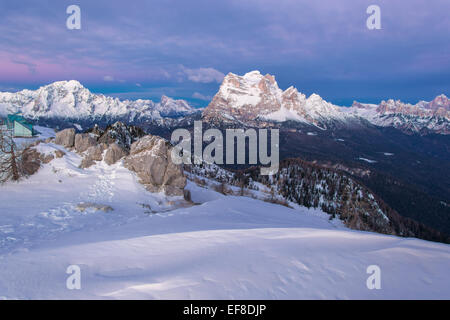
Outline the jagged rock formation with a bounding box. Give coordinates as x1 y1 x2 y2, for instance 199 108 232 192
124 135 187 196
52 122 142 168
104 143 128 165
52 122 186 196
54 128 75 148
349 95 450 134
74 133 97 153
96 121 146 149
80 144 107 169
202 71 354 127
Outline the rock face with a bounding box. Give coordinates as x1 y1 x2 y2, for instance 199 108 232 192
51 125 187 196
104 143 128 165
124 135 186 196
74 133 97 153
202 71 346 126
55 128 75 148
80 144 107 169
53 124 134 168
97 121 145 149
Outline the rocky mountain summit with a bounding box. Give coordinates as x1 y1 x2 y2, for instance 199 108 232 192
202 71 348 127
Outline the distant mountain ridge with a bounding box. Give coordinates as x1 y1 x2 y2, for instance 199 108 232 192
0 80 197 123
0 75 448 134
203 71 449 134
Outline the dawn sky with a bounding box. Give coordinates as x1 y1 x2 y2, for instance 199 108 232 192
0 0 449 106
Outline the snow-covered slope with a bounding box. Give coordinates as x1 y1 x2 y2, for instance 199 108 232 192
202 71 449 134
0 130 449 299
0 81 197 122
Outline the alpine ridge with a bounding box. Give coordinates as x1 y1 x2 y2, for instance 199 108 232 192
202 71 449 134
0 80 197 124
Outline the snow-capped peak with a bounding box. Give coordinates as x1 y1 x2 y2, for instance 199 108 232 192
204 71 345 125
0 80 197 121
203 71 449 134
46 80 84 89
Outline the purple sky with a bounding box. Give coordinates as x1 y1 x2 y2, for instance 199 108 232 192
0 0 449 106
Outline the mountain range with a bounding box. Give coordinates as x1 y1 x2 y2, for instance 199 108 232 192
0 72 449 134
0 80 197 126
203 71 449 135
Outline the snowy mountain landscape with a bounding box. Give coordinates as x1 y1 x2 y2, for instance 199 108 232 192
203 71 450 134
1 0 449 304
1 73 448 135
0 127 449 299
0 73 449 301
0 80 197 129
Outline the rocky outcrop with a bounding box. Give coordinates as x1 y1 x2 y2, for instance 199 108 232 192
124 135 186 196
51 125 187 196
97 122 146 149
55 128 75 148
74 133 97 153
76 202 113 213
104 143 128 165
80 144 107 169
53 124 135 168
88 124 104 137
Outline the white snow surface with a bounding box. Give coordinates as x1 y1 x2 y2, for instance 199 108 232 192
0 137 449 299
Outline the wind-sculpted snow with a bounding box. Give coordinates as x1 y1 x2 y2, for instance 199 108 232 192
0 195 449 299
0 135 449 299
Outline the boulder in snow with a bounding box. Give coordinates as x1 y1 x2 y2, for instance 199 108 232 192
74 133 97 153
104 143 128 165
124 135 186 196
54 150 65 158
79 143 107 168
55 128 76 148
